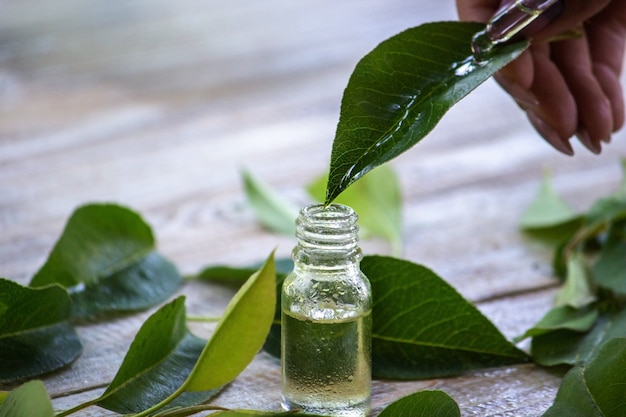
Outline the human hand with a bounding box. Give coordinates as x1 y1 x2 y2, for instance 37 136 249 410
457 0 626 155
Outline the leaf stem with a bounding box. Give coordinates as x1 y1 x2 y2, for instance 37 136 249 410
151 404 229 417
563 224 603 260
55 397 100 417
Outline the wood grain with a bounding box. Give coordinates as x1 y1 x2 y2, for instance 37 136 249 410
1 0 625 416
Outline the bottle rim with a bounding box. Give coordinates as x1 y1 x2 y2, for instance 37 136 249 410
299 203 357 224
295 203 359 253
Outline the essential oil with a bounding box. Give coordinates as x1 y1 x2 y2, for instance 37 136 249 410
281 203 372 417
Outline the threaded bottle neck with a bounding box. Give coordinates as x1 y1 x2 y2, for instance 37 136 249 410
294 203 361 263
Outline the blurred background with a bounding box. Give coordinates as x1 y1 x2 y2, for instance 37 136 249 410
0 0 455 278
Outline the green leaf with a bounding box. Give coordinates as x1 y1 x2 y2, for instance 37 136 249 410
362 256 527 379
197 258 293 287
378 390 460 417
0 279 81 383
71 252 182 319
31 203 154 288
554 252 596 309
584 197 626 231
242 169 300 236
592 226 626 295
197 265 261 286
95 296 213 414
520 173 583 246
542 368 603 417
308 165 403 255
531 308 626 366
195 258 290 359
324 21 527 204
583 338 626 417
184 251 276 391
520 173 580 230
542 338 626 417
116 253 277 417
557 197 626 271
0 381 54 417
514 305 599 342
30 203 182 320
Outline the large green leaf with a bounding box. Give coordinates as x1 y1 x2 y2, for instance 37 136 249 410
324 22 527 204
0 381 54 417
362 256 528 379
95 296 213 414
308 164 403 255
0 279 81 383
30 203 182 320
531 308 626 366
113 253 277 417
184 251 276 391
542 338 626 417
378 390 460 417
263 255 527 377
31 203 154 288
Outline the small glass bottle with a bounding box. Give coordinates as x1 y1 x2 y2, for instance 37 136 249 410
281 203 372 417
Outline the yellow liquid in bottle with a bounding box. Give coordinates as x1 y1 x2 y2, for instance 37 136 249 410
281 309 372 417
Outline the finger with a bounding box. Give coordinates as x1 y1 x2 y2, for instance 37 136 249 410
551 36 612 152
586 1 626 132
527 45 578 154
594 65 626 133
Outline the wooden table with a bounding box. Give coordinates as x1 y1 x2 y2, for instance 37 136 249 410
1 1 625 415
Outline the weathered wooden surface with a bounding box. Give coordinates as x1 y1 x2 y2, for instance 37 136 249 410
1 0 625 416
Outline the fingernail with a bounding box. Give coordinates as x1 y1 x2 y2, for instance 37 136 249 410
494 74 539 109
601 135 612 144
576 128 602 154
527 112 574 156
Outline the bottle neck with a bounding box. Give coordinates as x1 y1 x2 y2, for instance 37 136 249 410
293 203 362 267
